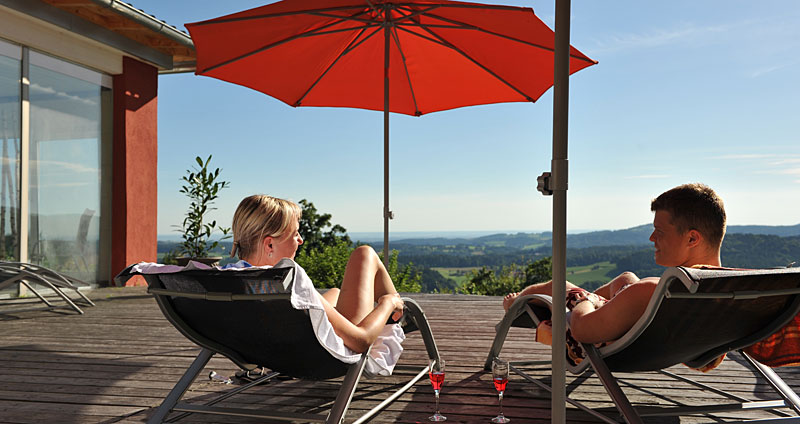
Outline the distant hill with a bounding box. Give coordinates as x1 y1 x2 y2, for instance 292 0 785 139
158 224 800 256
726 224 800 237
373 223 800 250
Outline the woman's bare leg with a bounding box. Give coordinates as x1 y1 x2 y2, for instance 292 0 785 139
321 288 340 307
336 246 398 323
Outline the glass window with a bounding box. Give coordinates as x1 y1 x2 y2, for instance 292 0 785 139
28 53 109 282
0 43 21 263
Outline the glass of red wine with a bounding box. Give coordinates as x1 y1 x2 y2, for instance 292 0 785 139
491 358 510 423
428 358 446 421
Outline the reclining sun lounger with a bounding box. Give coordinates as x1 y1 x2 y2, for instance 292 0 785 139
485 266 800 423
116 260 441 424
0 261 95 314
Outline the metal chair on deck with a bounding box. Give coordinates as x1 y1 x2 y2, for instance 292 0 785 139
116 260 441 424
0 261 95 314
486 266 800 423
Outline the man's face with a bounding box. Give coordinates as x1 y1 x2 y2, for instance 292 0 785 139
649 210 690 267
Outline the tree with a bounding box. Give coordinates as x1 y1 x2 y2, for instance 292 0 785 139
524 256 552 285
462 265 523 296
294 200 420 293
461 257 553 296
297 199 350 255
382 250 422 293
176 155 231 258
295 239 353 289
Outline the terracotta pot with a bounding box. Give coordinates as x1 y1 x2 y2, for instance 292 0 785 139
176 257 222 267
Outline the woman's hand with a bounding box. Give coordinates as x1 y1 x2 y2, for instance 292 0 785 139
380 293 405 322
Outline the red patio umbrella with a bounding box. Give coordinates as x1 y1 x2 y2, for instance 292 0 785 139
186 0 595 262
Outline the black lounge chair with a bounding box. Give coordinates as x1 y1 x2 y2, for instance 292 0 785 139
116 263 441 424
0 261 95 314
485 266 800 423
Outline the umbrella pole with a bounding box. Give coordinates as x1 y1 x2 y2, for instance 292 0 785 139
551 0 571 422
383 19 391 265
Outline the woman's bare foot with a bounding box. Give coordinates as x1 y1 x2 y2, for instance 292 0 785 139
503 292 520 311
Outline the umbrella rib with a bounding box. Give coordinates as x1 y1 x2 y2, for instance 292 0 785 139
411 21 537 102
192 5 375 25
191 3 530 27
388 24 422 116
200 18 351 74
394 25 458 47
199 9 380 74
407 11 595 64
293 25 383 107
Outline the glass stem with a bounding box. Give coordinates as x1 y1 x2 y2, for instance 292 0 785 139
435 390 440 413
499 392 504 415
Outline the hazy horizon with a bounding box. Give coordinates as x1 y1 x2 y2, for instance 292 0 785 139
157 221 800 242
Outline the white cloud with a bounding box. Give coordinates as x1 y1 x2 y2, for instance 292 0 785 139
624 174 669 180
778 168 800 176
32 159 98 174
715 153 778 160
590 22 731 55
750 63 791 78
769 158 800 166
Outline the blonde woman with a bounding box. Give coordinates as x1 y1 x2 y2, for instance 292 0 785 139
229 194 405 354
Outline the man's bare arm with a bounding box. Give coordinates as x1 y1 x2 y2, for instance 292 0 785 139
570 279 658 344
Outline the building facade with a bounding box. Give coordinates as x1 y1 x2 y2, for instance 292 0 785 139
0 0 194 287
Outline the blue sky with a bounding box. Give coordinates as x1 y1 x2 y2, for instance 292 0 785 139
128 0 800 236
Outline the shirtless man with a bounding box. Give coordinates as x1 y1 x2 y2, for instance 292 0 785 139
503 183 726 344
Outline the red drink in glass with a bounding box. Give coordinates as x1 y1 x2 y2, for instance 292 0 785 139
429 371 445 391
493 377 508 393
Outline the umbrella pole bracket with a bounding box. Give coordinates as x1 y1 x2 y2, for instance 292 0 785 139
537 172 553 196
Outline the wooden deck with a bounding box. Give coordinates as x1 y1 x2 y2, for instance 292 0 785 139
2 288 800 423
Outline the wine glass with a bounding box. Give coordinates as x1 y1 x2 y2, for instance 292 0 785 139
428 358 447 421
491 358 510 423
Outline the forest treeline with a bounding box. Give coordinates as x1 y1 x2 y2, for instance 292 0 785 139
158 201 800 294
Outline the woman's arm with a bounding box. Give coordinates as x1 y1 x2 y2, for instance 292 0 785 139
318 293 404 353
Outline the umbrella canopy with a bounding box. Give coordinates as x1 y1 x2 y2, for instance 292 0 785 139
187 0 595 262
188 0 594 116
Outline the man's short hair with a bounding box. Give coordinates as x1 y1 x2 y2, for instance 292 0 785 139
651 183 726 248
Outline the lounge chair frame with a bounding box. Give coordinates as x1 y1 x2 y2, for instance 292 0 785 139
486 266 800 423
122 265 441 424
0 262 95 314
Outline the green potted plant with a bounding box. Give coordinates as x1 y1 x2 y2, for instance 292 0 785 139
174 155 231 266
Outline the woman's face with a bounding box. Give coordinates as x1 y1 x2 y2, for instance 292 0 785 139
269 218 303 263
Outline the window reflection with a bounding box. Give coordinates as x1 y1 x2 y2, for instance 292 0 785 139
0 52 21 263
28 60 108 281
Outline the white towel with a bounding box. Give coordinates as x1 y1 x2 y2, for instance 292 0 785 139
132 259 404 376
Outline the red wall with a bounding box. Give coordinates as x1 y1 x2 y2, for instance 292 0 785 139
111 56 158 286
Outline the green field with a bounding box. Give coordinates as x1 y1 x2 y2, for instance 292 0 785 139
433 262 615 288
566 261 615 285
432 267 479 286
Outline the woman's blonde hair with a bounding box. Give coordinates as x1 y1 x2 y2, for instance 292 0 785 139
231 194 301 260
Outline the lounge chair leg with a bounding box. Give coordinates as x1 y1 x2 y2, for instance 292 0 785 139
22 274 84 314
740 350 800 416
45 271 96 307
585 345 644 424
485 295 547 370
486 318 512 370
403 298 441 364
326 352 369 424
19 280 55 307
148 348 214 424
72 287 95 307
